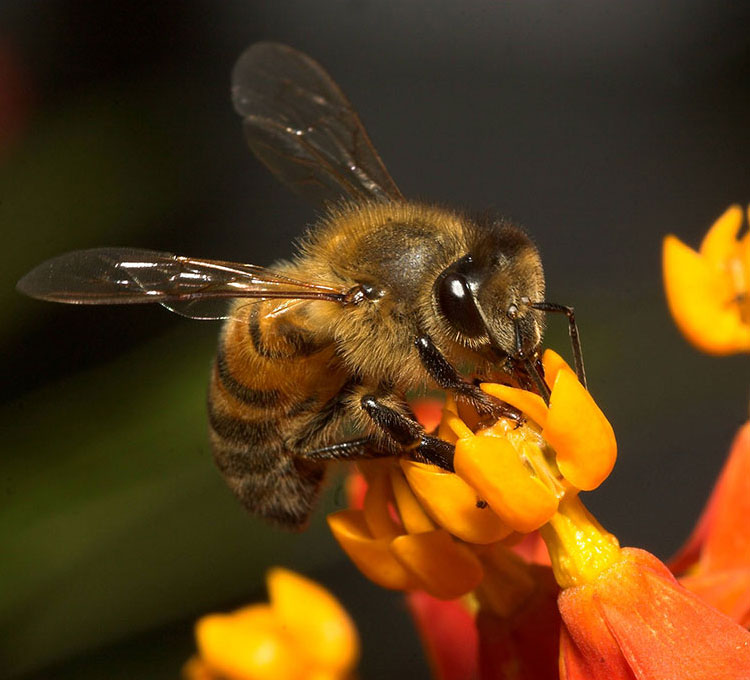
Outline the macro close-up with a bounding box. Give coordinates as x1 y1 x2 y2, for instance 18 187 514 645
4 2 750 679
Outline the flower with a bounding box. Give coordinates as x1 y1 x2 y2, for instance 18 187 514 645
543 496 750 680
451 348 616 532
328 350 615 599
671 422 750 626
183 568 359 680
663 204 750 354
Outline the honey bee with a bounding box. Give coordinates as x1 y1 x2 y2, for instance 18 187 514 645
17 43 585 529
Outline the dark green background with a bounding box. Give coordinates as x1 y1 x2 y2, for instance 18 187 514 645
3 1 750 677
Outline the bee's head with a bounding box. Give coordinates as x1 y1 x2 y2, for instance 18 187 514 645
432 227 545 361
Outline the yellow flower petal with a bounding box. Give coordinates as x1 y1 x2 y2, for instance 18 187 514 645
389 468 437 534
196 605 300 680
443 410 474 439
362 466 401 540
663 234 750 354
267 568 359 674
541 348 571 390
454 435 559 532
400 459 513 544
543 368 617 490
480 382 548 427
327 510 419 591
389 529 484 600
699 204 743 265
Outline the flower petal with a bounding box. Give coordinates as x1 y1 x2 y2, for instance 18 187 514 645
362 465 401 540
406 592 478 680
267 568 359 674
543 368 616 490
663 234 750 354
327 510 419 591
195 605 300 680
390 468 437 534
480 382 548 427
559 548 750 680
401 459 513 544
541 348 570 390
411 397 445 432
390 530 484 600
680 568 750 627
699 204 743 264
477 564 560 680
699 422 750 572
455 435 559 533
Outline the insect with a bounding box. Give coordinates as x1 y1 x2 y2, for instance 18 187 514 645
17 43 585 529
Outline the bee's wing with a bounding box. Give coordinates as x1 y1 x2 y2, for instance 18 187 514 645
232 42 404 207
17 248 351 320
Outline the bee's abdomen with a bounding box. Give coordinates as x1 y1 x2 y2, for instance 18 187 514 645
207 299 344 529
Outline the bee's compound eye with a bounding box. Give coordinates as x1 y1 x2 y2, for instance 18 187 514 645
435 271 486 338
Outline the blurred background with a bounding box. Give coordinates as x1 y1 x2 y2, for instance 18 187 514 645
3 1 750 677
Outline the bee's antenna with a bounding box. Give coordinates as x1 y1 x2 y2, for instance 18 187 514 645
527 301 587 389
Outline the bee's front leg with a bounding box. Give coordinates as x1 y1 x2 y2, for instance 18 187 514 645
414 334 521 423
359 393 455 471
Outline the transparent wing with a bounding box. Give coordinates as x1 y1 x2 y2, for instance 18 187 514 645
17 248 351 320
232 41 404 207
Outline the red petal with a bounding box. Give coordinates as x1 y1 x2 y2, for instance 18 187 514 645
478 565 560 680
680 568 750 627
560 548 750 680
406 591 478 680
700 422 750 572
668 424 749 575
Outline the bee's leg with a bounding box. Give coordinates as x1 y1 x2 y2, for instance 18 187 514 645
414 334 521 422
360 394 455 471
302 437 390 462
526 302 586 388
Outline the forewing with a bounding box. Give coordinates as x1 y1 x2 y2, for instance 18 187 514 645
17 248 350 320
232 42 404 207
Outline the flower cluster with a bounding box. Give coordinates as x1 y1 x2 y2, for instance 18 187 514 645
327 349 616 604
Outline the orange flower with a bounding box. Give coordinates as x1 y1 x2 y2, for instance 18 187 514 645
663 204 750 354
543 496 750 680
454 348 616 532
672 422 750 626
328 350 615 598
183 568 359 680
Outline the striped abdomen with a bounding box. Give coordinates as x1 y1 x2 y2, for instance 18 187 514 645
208 298 347 529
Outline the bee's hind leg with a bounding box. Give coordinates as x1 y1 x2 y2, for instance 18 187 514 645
301 437 390 462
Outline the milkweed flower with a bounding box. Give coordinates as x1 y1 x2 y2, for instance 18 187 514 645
328 349 616 601
183 567 359 680
672 421 750 626
544 495 750 680
663 204 750 354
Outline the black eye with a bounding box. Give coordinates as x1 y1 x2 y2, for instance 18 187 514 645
435 266 486 338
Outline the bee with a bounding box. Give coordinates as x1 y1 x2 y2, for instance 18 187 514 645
17 43 585 529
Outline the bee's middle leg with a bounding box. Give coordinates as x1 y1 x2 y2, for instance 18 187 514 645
359 393 455 471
